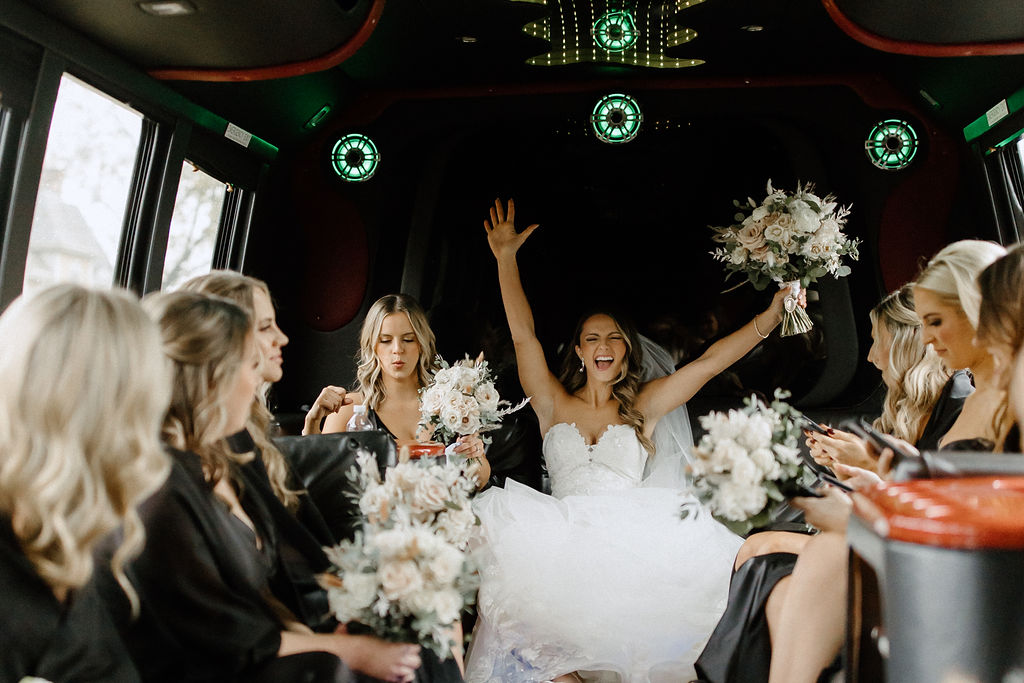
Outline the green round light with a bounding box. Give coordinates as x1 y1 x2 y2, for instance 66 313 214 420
591 93 642 144
331 133 379 181
592 11 638 52
865 119 918 170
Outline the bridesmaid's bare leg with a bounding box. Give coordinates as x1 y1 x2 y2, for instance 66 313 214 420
767 531 847 683
733 531 811 571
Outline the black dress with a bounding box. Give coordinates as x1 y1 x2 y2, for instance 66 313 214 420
694 370 974 683
231 432 465 683
93 448 352 683
0 519 140 683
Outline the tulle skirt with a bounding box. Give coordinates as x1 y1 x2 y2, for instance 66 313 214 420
466 480 743 683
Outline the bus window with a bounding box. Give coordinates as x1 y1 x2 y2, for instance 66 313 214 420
161 162 225 290
23 74 141 295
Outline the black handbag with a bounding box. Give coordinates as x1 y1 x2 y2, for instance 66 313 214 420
274 432 397 542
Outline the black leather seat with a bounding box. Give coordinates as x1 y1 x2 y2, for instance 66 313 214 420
274 432 396 542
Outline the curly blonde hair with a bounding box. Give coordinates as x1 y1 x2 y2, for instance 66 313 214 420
869 285 951 444
356 294 437 410
558 310 655 455
181 271 300 510
145 291 254 486
0 285 170 613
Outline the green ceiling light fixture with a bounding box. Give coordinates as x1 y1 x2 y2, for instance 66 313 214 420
591 93 642 144
514 0 706 69
593 10 638 52
865 119 918 170
331 134 379 182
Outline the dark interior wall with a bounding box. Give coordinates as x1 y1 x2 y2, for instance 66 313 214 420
250 78 981 417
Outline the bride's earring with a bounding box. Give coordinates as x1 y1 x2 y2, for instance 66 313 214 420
579 357 585 373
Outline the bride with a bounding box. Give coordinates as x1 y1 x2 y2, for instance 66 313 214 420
465 199 798 683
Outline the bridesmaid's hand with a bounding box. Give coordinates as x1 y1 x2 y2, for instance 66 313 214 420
790 485 852 533
302 386 352 435
484 198 539 261
336 634 421 683
454 434 490 488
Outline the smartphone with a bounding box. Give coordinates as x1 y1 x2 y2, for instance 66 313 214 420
796 413 830 436
841 418 916 467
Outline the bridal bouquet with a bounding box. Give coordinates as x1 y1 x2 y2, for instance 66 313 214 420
710 180 858 336
322 451 479 658
418 356 529 446
688 390 819 535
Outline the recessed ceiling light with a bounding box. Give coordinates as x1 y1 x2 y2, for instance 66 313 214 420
456 36 477 44
137 1 196 17
740 24 764 32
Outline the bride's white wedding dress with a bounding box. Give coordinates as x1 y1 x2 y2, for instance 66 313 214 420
466 423 742 683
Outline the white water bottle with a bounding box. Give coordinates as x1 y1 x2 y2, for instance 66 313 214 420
346 404 373 432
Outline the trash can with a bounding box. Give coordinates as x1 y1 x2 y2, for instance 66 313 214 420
847 476 1024 683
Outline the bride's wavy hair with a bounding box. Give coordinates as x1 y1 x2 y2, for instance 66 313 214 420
181 270 300 511
869 285 950 444
0 285 170 614
356 294 437 410
558 310 655 455
145 291 254 486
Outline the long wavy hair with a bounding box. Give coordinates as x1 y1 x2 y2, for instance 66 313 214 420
356 294 437 410
181 270 300 510
975 244 1024 449
869 285 951 444
0 285 170 613
915 240 1008 329
145 291 253 486
558 310 655 455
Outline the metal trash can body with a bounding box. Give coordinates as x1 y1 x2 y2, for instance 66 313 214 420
848 476 1024 683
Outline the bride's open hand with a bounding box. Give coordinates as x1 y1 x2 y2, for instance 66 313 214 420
484 198 539 260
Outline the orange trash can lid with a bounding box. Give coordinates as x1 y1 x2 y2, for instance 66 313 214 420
853 476 1024 550
405 442 445 459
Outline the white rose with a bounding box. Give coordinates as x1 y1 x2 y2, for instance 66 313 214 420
421 387 445 416
750 205 769 222
738 414 773 450
406 588 463 625
373 527 417 559
359 485 392 523
749 447 781 480
432 368 453 387
424 545 465 586
436 505 476 547
790 203 820 235
715 479 768 521
379 560 423 601
476 382 499 413
729 246 748 265
386 463 425 493
729 455 762 487
750 244 771 263
410 475 450 515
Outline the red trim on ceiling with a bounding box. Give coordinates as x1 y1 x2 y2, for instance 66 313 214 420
822 0 1024 56
148 0 386 82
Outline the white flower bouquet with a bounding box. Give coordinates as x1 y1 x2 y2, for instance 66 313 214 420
688 390 819 536
710 180 858 336
322 451 480 658
418 356 529 446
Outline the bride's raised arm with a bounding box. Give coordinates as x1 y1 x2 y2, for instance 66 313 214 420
639 287 797 425
484 198 565 426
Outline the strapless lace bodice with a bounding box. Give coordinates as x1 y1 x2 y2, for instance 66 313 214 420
543 423 647 498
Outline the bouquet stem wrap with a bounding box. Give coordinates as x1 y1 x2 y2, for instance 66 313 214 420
778 280 812 337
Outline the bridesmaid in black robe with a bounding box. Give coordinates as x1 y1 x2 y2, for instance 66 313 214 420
95 291 419 683
0 285 172 681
